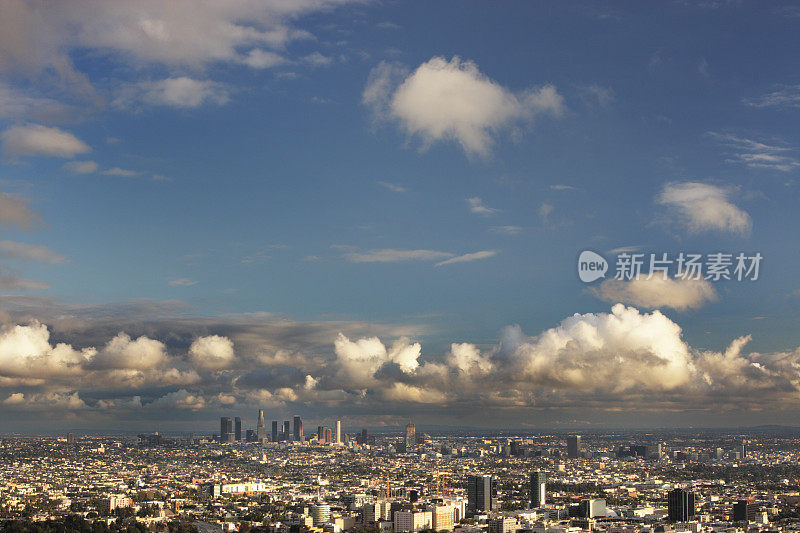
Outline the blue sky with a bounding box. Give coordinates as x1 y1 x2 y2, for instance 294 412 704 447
0 0 799 431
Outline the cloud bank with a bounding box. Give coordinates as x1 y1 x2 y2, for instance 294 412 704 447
0 300 798 428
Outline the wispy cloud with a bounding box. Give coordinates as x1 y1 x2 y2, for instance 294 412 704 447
707 132 800 172
467 197 499 216
101 167 140 177
115 77 231 109
0 268 49 291
579 84 614 107
743 85 800 109
0 192 41 230
435 250 497 267
490 225 522 235
0 241 66 264
62 160 98 174
539 203 554 223
344 249 453 263
378 181 407 193
302 52 334 67
608 245 642 254
168 278 198 287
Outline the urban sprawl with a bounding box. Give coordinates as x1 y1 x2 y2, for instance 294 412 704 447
2 412 800 533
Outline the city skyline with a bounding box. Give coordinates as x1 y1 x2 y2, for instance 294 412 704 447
0 1 800 432
0 428 774 532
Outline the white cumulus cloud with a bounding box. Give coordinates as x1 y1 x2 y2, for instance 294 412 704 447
657 181 752 236
363 56 564 157
591 276 717 310
1 123 90 158
189 335 235 370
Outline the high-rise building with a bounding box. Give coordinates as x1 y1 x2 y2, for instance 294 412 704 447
467 475 495 515
405 422 416 449
567 435 582 458
234 417 242 442
256 409 266 441
668 488 696 522
271 420 278 442
394 510 433 532
530 471 546 508
335 420 342 444
311 503 331 526
430 505 454 531
363 501 391 523
283 420 290 441
580 499 606 518
66 432 75 444
220 417 233 441
324 427 332 444
733 499 758 522
293 415 303 441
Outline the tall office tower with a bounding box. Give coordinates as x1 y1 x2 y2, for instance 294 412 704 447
324 427 332 444
733 499 758 522
467 475 495 515
220 417 233 441
283 420 290 441
360 428 368 444
317 426 324 441
311 503 331 526
530 471 546 508
293 415 303 441
67 432 75 444
335 420 342 444
668 488 696 522
257 410 266 441
271 420 278 442
580 499 606 518
405 422 416 449
567 435 582 458
234 417 242 441
740 441 747 459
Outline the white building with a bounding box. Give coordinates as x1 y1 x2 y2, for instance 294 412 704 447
489 517 517 533
430 505 455 531
394 510 433 532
